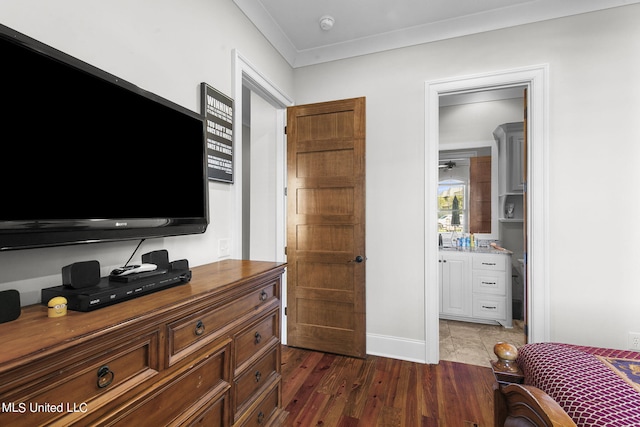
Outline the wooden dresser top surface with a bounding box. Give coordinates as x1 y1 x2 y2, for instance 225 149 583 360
0 259 285 369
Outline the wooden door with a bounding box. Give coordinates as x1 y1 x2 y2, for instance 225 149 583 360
286 97 366 358
469 156 491 234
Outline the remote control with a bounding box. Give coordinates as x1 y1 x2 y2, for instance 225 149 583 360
110 263 157 277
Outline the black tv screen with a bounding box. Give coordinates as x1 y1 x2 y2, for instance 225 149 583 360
0 23 209 250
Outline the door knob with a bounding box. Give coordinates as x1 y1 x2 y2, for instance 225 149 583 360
351 255 364 263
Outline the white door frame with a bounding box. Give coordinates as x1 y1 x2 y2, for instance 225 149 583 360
425 64 550 364
232 49 294 341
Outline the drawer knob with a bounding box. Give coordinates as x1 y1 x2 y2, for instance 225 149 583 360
194 320 205 336
254 331 262 344
259 290 268 301
255 370 262 382
97 365 115 389
257 411 265 424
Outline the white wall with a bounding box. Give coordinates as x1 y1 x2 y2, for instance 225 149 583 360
249 91 279 261
293 4 640 357
0 0 293 305
440 98 524 144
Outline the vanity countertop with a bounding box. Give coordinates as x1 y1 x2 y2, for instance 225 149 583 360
439 246 513 255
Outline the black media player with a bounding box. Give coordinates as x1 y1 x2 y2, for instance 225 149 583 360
41 268 191 312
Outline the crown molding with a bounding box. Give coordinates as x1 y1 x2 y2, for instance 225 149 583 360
234 0 640 68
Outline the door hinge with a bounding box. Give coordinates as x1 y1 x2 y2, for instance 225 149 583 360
284 307 287 316
284 246 287 255
284 126 287 134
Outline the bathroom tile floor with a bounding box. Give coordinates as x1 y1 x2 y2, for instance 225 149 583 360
439 319 526 367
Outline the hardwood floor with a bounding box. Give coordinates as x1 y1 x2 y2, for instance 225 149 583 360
281 345 497 427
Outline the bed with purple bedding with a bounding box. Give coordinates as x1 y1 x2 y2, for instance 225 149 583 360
493 343 640 427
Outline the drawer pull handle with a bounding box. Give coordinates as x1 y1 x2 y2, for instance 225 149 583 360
255 370 262 382
97 365 115 389
259 290 268 301
257 411 265 424
254 332 262 344
482 262 497 266
194 320 205 336
482 305 497 310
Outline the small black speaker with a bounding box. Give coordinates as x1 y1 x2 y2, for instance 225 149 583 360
62 260 101 289
0 289 21 324
142 250 170 270
170 259 189 271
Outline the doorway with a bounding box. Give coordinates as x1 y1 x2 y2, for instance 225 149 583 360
438 88 527 364
241 87 279 261
232 49 294 340
425 65 549 364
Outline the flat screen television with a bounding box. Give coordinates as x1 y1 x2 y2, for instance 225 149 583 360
0 23 209 251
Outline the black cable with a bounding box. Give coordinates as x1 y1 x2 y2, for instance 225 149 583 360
123 239 145 267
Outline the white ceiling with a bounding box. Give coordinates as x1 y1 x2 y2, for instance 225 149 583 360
233 0 639 68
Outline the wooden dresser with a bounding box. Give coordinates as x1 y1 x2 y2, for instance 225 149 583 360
0 260 287 427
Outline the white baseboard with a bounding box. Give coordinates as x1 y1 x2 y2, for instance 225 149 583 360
366 333 427 363
282 330 430 364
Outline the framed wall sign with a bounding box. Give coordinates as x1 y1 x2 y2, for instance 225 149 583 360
201 83 234 183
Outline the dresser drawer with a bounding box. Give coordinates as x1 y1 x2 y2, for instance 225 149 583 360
168 280 279 366
104 341 230 426
236 380 281 427
234 310 279 372
472 294 506 320
472 255 506 271
472 272 505 295
234 346 279 417
181 393 228 427
0 329 160 427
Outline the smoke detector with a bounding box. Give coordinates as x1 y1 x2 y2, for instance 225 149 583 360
319 15 335 31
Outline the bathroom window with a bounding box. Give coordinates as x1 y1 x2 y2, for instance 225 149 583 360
438 179 466 233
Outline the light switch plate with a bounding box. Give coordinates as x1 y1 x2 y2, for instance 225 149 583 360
218 238 231 258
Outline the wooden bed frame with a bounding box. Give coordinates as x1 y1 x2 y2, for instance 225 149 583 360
491 343 576 427
493 382 576 426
